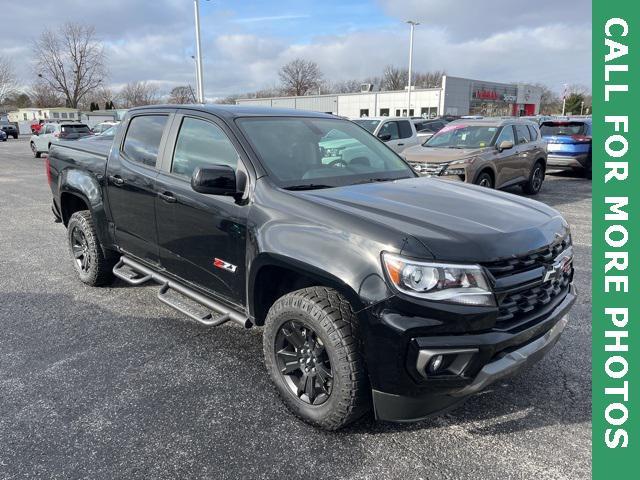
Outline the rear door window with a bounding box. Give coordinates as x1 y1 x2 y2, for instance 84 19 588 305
514 124 531 144
122 115 168 167
398 120 413 139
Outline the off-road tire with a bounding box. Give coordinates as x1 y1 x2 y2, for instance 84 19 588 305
67 211 116 286
263 287 370 430
522 161 545 195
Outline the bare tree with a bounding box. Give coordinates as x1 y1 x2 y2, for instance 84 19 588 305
32 23 106 108
413 70 445 89
28 82 65 107
382 65 408 91
0 56 18 102
327 79 363 94
214 95 239 105
168 85 196 104
117 81 159 107
278 59 323 96
79 85 116 110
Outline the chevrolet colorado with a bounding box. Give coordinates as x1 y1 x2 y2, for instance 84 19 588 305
46 105 576 430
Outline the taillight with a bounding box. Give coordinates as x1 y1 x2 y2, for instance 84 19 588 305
571 135 591 143
44 157 52 186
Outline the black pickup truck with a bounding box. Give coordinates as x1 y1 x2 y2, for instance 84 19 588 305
46 105 576 430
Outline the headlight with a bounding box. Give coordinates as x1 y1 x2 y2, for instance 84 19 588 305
382 253 495 306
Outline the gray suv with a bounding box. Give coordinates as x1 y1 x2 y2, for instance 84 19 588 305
401 118 548 194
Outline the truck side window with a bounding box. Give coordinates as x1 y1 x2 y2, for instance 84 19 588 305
171 117 239 179
378 121 399 140
398 120 413 139
122 115 168 167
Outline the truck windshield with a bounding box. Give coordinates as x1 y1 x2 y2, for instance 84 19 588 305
424 124 499 149
237 117 415 189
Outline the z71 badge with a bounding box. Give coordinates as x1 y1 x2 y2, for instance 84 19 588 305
213 258 237 273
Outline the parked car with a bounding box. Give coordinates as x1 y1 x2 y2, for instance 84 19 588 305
91 121 119 134
0 120 19 139
30 122 93 158
540 118 592 178
352 116 420 153
0 129 7 142
401 118 547 194
46 105 575 430
412 118 449 142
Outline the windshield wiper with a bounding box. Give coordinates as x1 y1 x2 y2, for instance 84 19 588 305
283 184 334 191
352 177 408 185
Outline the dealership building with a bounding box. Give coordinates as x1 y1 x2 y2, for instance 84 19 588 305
236 75 543 118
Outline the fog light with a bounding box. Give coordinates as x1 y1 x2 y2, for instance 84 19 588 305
429 355 444 373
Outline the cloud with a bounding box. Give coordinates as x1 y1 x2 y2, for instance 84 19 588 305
0 0 591 99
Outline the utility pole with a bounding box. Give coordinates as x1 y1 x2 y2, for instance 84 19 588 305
561 83 568 116
406 20 419 117
193 0 205 103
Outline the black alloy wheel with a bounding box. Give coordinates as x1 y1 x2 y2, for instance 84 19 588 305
275 320 333 405
71 225 92 273
475 171 494 188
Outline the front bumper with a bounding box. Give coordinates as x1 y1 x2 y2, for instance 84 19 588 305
368 283 576 422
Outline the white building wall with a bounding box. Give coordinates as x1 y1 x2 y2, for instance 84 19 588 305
336 94 377 117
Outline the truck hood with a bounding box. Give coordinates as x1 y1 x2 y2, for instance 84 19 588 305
402 145 491 164
300 177 567 262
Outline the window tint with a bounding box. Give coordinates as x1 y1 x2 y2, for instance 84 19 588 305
514 124 531 144
122 115 168 166
496 125 515 145
398 120 412 139
171 117 239 178
378 121 400 140
527 124 539 140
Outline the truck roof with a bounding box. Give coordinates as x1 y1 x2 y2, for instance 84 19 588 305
128 104 337 120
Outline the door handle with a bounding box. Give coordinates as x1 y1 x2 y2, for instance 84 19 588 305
108 175 124 186
397 143 405 146
158 191 177 203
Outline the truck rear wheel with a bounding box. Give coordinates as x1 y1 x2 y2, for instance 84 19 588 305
67 211 116 286
263 287 370 430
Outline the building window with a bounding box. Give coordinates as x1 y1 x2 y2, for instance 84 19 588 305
379 108 389 116
400 109 414 117
53 112 60 119
395 109 401 116
69 113 75 118
421 107 438 118
23 113 27 120
359 109 369 117
61 113 68 119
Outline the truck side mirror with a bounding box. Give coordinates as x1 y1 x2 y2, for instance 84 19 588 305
191 165 237 196
497 140 514 152
378 133 392 141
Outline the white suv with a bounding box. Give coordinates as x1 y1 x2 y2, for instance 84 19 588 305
351 117 419 153
30 123 92 158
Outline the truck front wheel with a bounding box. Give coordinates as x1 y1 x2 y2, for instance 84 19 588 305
67 211 116 286
263 287 370 430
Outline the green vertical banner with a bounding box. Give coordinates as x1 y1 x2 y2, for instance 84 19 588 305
593 0 639 477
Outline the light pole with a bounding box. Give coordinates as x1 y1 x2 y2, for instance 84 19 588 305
193 0 205 103
580 100 584 115
561 83 568 116
406 20 419 117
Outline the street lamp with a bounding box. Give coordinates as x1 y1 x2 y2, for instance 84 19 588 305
193 0 205 103
406 20 420 117
561 83 568 116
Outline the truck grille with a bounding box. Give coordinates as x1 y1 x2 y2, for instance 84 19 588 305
484 235 573 329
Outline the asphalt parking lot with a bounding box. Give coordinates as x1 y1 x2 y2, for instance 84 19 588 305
0 137 591 480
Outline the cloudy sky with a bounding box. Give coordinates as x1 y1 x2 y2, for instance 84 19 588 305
3 0 592 99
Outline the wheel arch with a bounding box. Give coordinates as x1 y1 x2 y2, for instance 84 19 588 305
249 253 366 326
473 166 496 185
